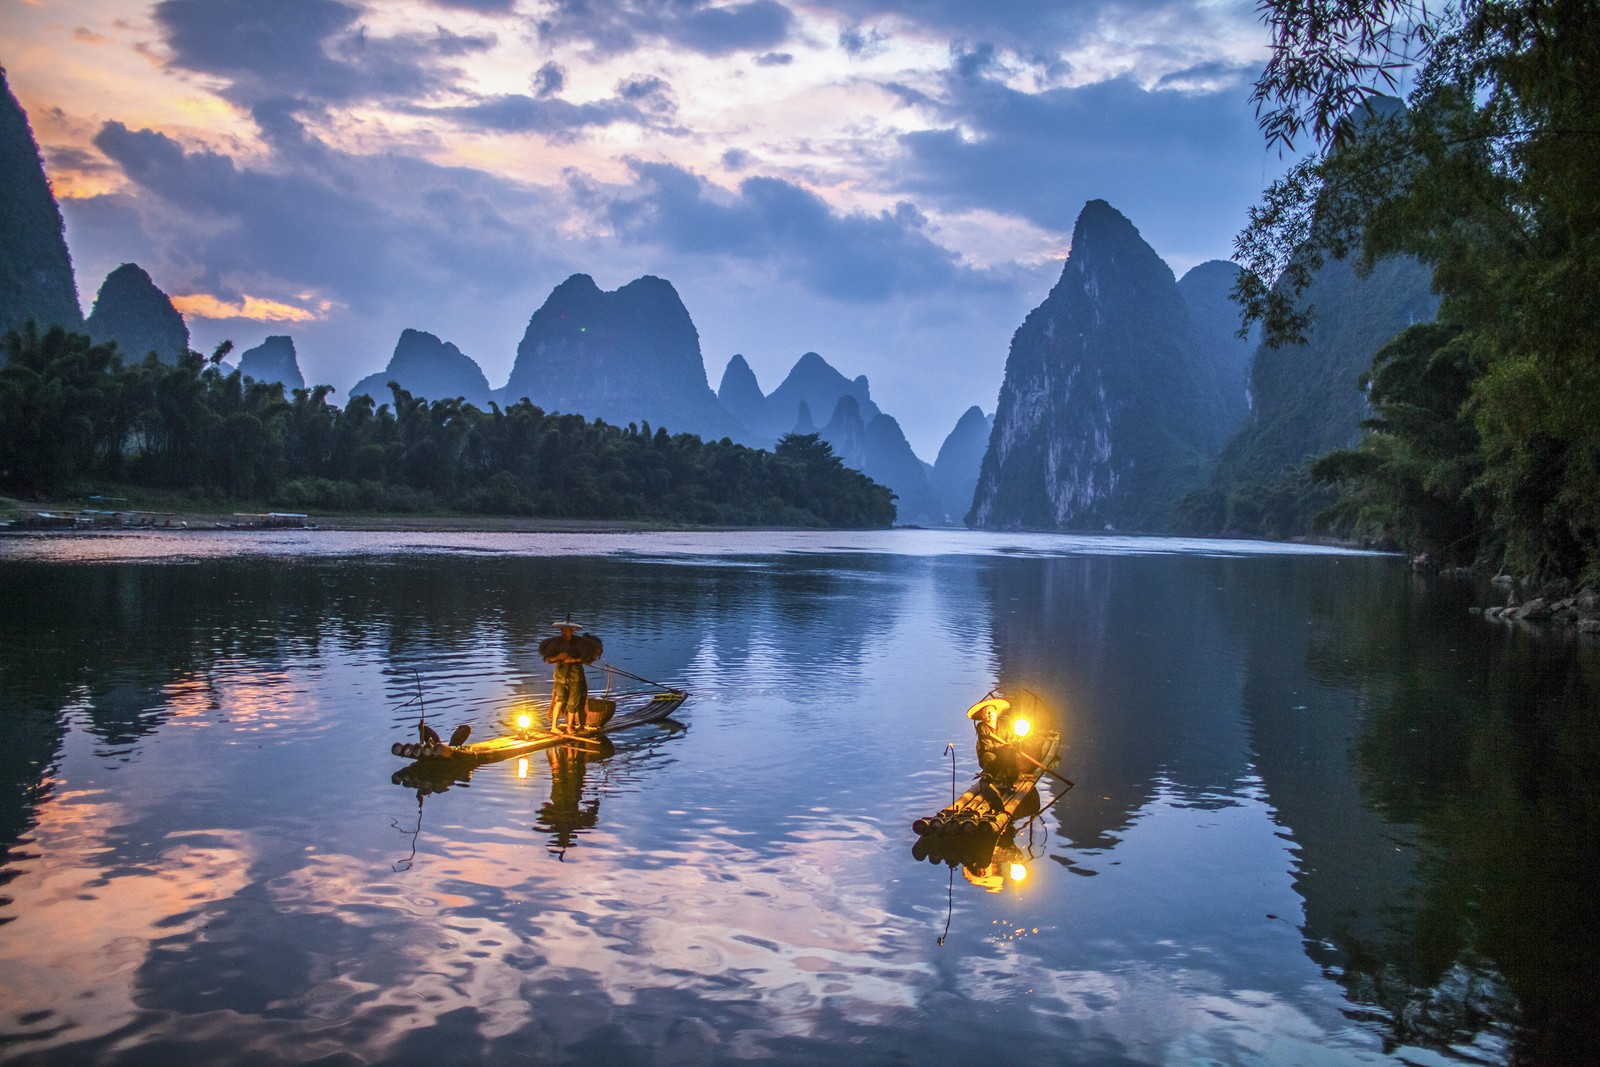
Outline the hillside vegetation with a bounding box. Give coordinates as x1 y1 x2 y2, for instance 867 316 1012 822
1239 0 1600 581
0 326 896 528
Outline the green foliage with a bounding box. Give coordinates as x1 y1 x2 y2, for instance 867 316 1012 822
0 326 123 494
772 432 898 527
1238 0 1600 580
1311 322 1489 561
0 327 897 528
1174 464 1339 541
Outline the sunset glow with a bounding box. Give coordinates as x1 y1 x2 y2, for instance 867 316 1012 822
172 292 324 323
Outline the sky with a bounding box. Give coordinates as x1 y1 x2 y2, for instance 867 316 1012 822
2 0 1293 459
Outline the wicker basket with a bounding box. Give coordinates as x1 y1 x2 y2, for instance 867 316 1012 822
584 697 617 729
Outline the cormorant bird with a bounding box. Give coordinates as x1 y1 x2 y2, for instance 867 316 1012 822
449 724 472 747
419 722 442 747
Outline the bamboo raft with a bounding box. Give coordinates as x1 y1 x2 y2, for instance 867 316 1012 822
391 691 688 766
912 731 1061 864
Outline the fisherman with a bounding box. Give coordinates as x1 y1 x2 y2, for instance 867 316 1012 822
968 697 1021 786
551 655 589 731
541 618 603 733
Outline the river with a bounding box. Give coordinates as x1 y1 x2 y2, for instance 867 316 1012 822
0 529 1594 1065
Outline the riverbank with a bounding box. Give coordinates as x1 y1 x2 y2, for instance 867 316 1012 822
0 495 853 535
1472 576 1600 635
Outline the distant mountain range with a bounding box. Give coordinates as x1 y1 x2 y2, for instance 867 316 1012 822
717 349 955 523
344 273 959 523
1177 258 1256 436
3 75 1434 535
720 350 882 444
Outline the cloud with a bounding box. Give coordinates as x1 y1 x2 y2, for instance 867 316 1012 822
604 161 993 302
410 75 675 137
152 0 484 108
886 68 1277 258
415 93 647 136
42 144 118 176
426 0 519 11
952 41 1001 79
838 23 889 59
430 26 499 56
753 51 792 66
536 0 796 59
532 60 566 97
71 111 590 394
616 74 671 106
1154 60 1254 92
171 292 322 322
87 119 567 312
803 0 1258 60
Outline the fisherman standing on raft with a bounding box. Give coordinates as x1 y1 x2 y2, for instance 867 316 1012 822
540 618 603 733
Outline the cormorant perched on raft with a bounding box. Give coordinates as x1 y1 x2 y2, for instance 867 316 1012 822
419 722 442 747
449 724 472 747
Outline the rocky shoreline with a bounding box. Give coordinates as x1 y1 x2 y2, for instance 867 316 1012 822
1471 577 1600 634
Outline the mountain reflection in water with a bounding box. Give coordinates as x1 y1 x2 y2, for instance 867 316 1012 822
0 530 1595 1065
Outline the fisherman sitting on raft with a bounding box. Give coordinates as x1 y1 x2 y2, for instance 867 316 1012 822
968 697 1022 786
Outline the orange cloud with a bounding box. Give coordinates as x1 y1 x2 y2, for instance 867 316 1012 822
47 170 123 200
72 27 109 44
172 293 322 322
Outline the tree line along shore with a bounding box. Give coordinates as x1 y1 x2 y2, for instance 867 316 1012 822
0 327 897 531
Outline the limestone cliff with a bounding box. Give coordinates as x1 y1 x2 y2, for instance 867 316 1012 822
237 335 306 393
349 328 492 408
971 200 1230 531
501 274 743 441
0 70 81 339
86 263 189 364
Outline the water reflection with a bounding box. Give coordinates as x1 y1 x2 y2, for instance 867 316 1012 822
536 743 608 856
1292 576 1600 1062
0 535 1596 1064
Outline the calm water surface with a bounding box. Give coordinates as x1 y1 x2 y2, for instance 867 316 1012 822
0 529 1595 1066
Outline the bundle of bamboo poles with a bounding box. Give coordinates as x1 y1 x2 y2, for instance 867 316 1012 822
912 780 1009 837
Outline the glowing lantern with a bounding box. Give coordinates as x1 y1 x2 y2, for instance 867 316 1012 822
1009 863 1028 882
1011 718 1032 739
516 713 533 732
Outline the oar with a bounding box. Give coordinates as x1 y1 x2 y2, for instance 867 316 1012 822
1011 746 1075 792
